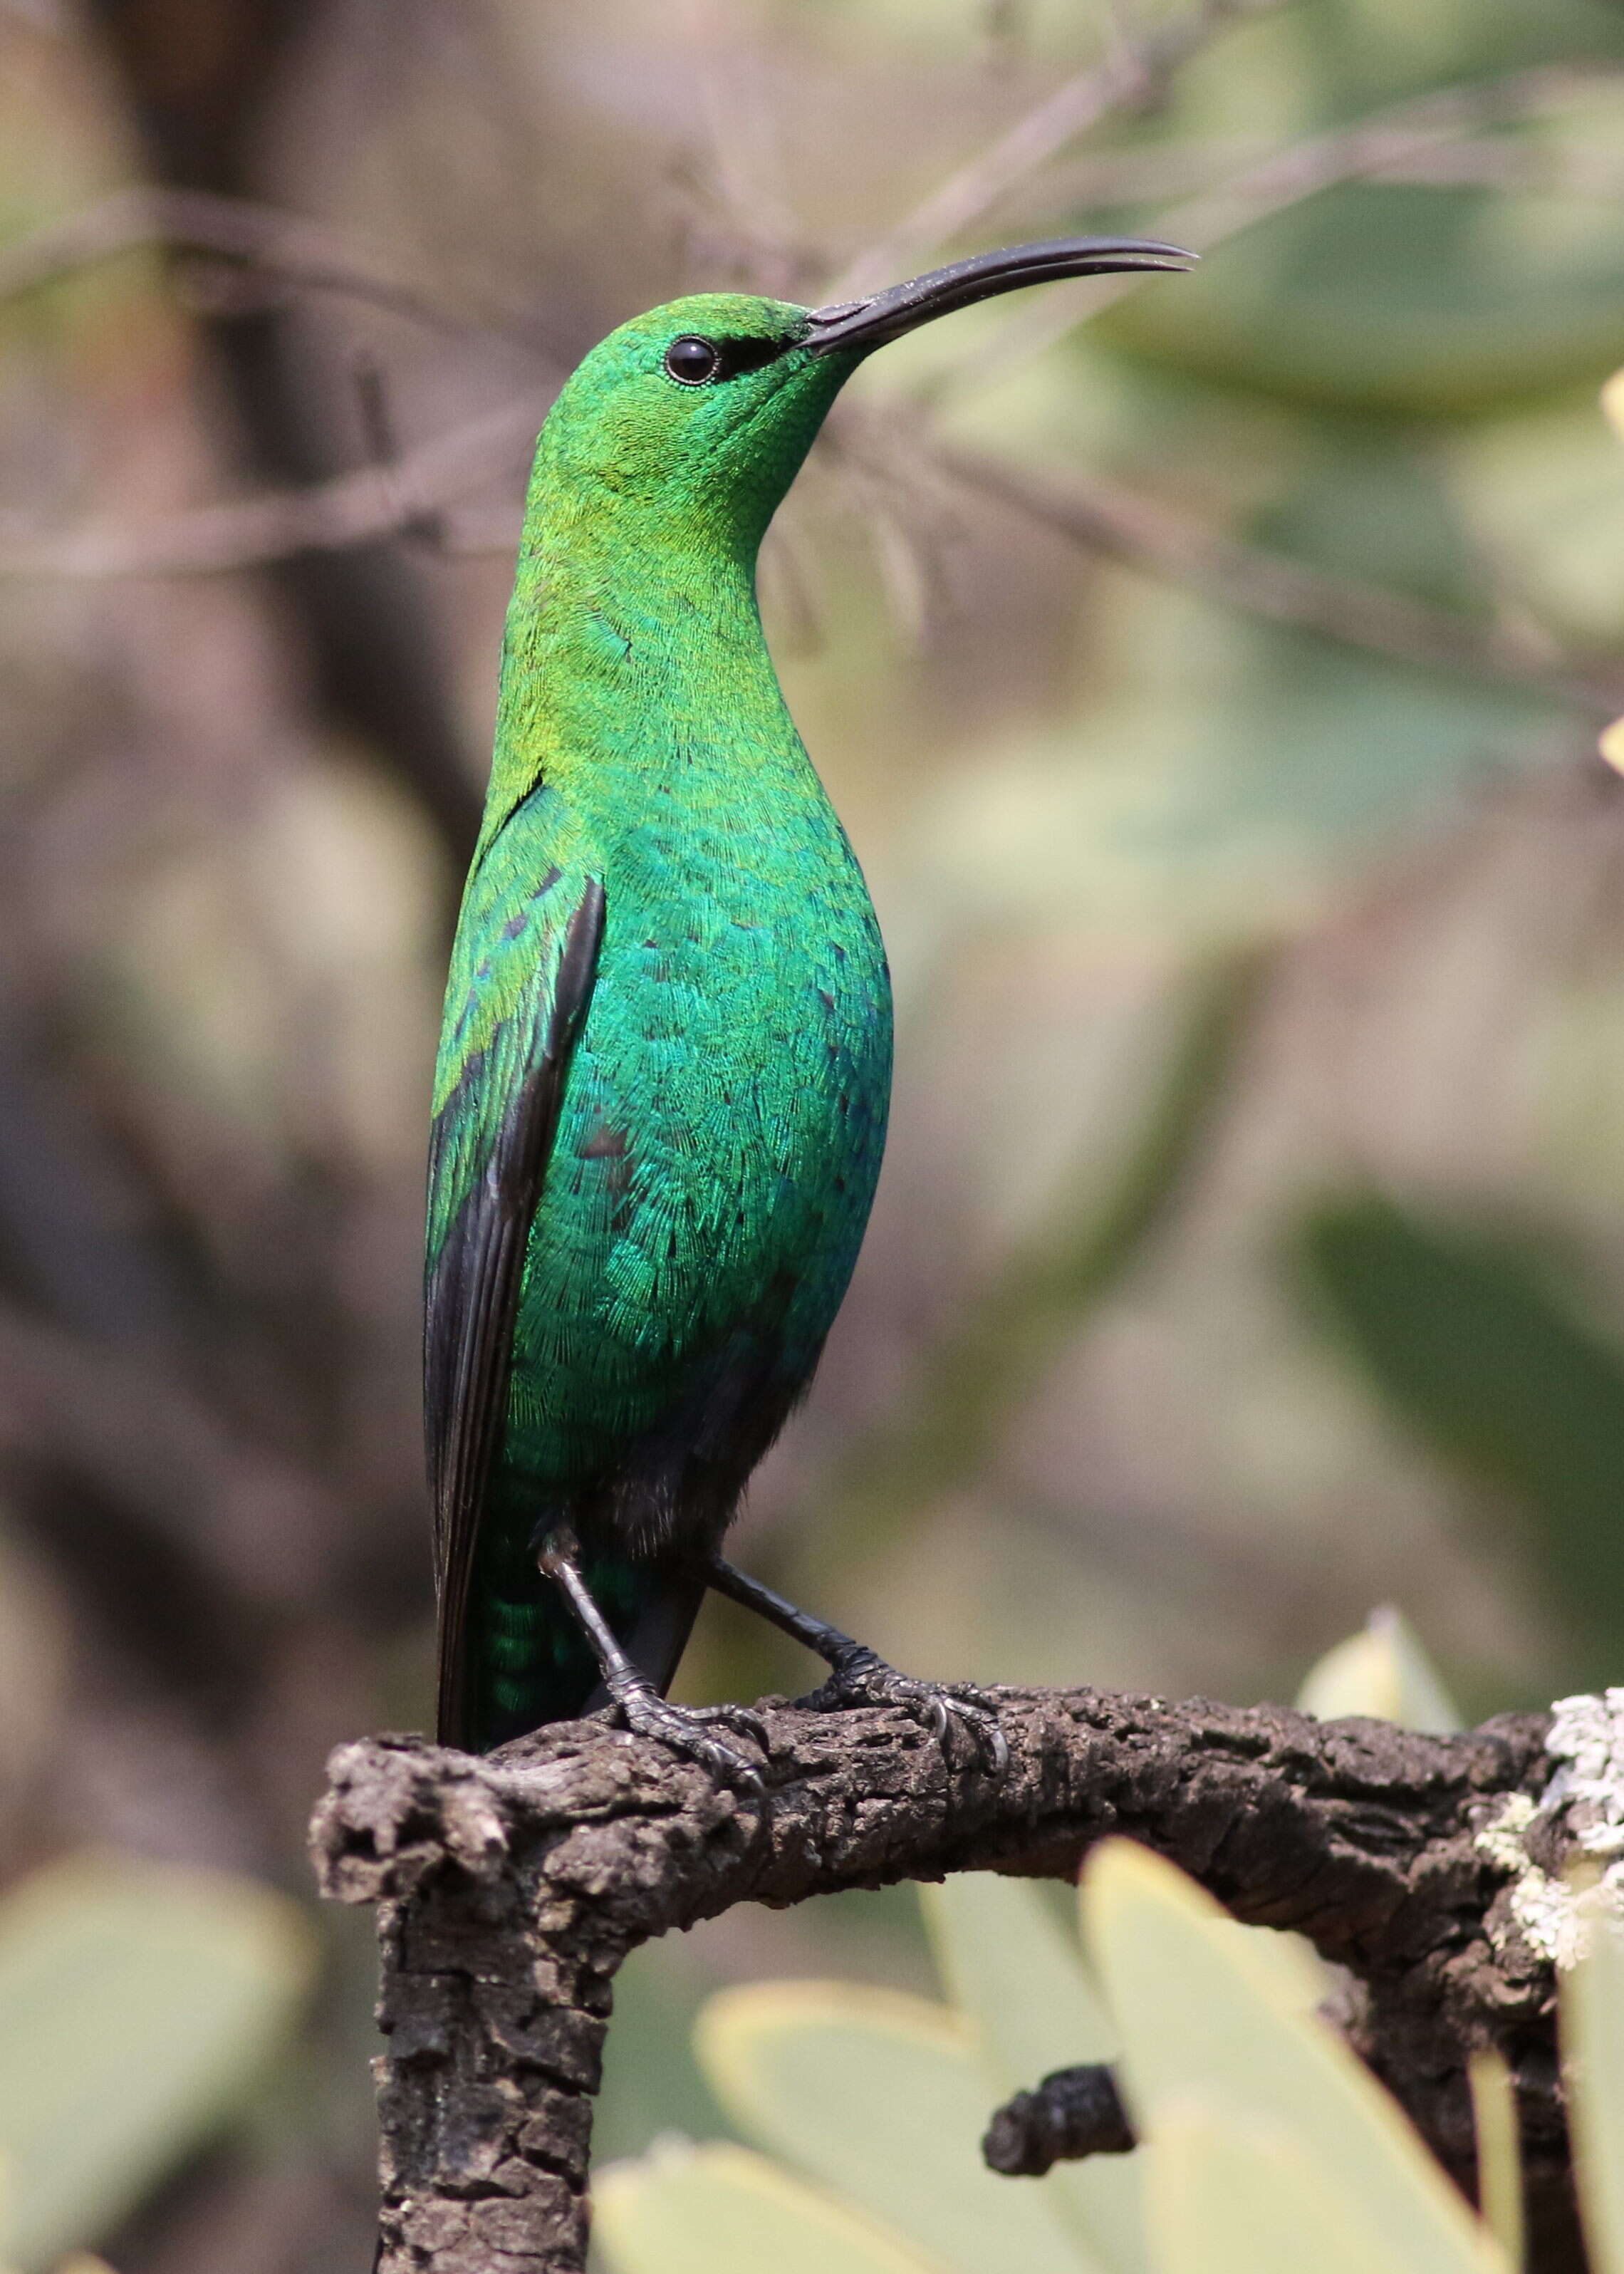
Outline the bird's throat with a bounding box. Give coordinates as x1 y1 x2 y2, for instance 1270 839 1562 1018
480 502 807 853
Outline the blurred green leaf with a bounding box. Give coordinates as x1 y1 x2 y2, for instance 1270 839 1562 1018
595 2140 943 2274
1296 1606 1464 1733
593 1938 732 2169
1146 2102 1440 2274
921 1876 1144 2273
1096 0 1624 417
1447 393 1624 648
1108 181 1624 417
922 1874 1115 2087
0 1854 314 2271
1467 2050 1525 2271
1298 1194 1624 1669
1196 1920 1328 2013
907 564 1548 968
696 1981 1100 2274
787 953 1256 1608
1561 1916 1624 2274
1081 1840 1501 2272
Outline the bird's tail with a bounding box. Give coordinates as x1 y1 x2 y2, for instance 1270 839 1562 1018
453 1511 706 1752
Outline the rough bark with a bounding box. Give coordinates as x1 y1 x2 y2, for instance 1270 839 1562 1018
309 1685 1573 2274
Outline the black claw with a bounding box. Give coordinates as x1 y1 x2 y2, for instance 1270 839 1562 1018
697 1701 770 1745
944 1689 1010 1776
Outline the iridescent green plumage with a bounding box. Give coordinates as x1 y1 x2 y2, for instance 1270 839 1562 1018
425 242 1193 1760
426 297 889 1749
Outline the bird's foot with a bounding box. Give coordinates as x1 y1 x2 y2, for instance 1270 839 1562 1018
808 1645 1009 1776
605 1678 766 1790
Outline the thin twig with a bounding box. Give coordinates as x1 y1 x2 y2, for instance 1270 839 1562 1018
999 122 1624 232
927 434 1624 715
828 0 1288 298
0 395 544 577
0 183 566 357
1160 63 1613 256
935 63 1623 398
1376 139 1624 197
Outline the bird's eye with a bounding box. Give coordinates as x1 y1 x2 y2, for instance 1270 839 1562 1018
665 336 723 385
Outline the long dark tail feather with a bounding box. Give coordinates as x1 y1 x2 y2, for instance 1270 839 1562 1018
448 1542 707 1753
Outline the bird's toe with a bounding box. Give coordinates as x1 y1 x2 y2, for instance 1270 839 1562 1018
812 1653 1007 1777
942 1686 1010 1776
615 1690 765 1790
690 1700 771 1745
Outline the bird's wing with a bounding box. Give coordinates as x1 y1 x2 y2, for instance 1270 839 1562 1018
425 843 605 1748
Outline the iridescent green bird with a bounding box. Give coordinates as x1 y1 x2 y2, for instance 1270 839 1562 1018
426 235 1192 1777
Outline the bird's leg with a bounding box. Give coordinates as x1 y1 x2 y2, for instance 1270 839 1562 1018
536 1532 764 1788
704 1554 1007 1775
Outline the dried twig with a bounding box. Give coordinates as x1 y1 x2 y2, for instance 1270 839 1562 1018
932 63 1624 395
922 435 1624 716
0 183 562 353
0 395 543 577
996 128 1624 219
1162 64 1612 259
4 381 1614 712
828 0 1288 298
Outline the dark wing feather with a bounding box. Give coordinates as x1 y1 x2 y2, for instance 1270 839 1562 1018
425 874 604 1747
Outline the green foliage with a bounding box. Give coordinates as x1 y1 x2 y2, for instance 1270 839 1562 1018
1561 1891 1624 2274
1087 1842 1500 2272
1146 2103 1453 2274
1468 2052 1524 2268
697 1983 1095 2273
595 2141 939 2274
0 1855 314 2273
920 1874 1142 2272
1296 1604 1464 1732
1094 0 1624 415
1298 1194 1624 1670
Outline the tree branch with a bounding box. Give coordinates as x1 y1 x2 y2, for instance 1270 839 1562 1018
0 183 561 353
0 396 543 578
310 1684 1579 2274
922 436 1624 716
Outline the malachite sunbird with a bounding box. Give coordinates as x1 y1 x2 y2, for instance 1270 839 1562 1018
425 235 1193 1780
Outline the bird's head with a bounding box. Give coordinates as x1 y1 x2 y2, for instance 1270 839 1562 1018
529 237 1195 564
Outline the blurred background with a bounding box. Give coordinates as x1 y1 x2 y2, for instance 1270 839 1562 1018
5 0 1624 2266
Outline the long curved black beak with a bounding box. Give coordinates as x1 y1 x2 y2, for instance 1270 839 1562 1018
804 236 1196 355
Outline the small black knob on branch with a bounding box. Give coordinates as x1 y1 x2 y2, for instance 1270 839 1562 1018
983 2062 1136 2176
